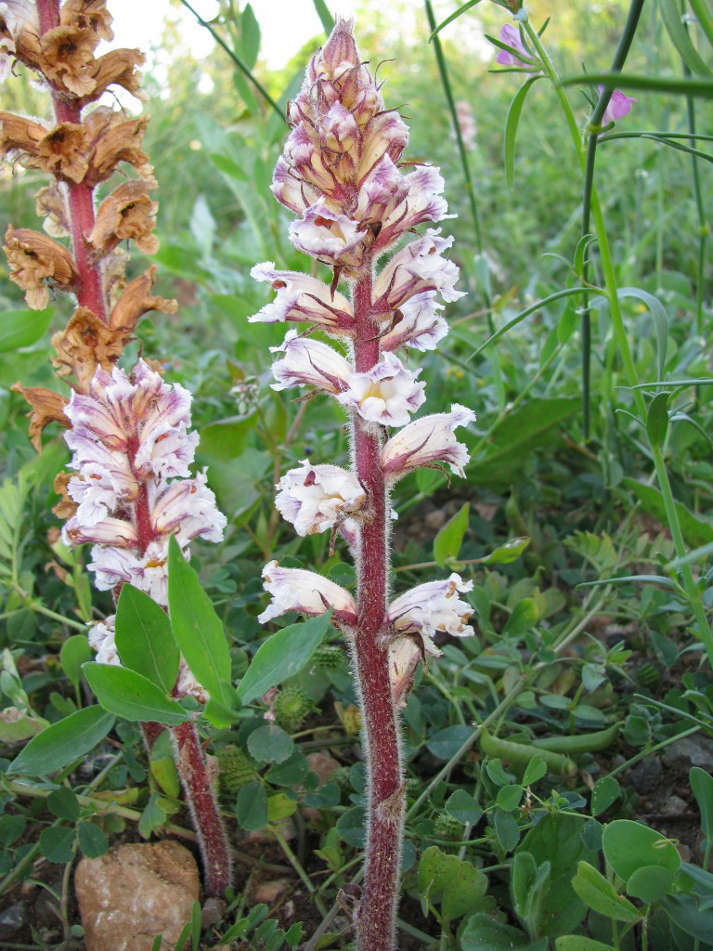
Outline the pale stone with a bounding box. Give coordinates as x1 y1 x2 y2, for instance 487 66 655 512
75 840 200 951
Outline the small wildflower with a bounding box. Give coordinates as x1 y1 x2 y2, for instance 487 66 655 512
601 89 637 126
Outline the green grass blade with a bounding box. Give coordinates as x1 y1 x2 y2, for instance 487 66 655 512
428 0 483 39
561 71 713 97
311 0 334 35
689 0 713 47
660 0 713 76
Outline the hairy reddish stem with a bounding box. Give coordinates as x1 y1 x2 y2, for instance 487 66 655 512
173 721 232 897
352 271 403 951
36 0 108 322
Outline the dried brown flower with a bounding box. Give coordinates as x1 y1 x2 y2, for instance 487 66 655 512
88 48 144 103
37 122 90 183
0 111 46 162
10 382 69 450
40 25 97 97
85 111 150 184
4 225 78 309
89 179 158 258
35 184 70 238
109 266 177 335
60 0 113 43
51 305 124 388
52 470 76 520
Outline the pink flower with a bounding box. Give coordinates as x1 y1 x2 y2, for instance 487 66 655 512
381 404 475 480
495 24 534 69
601 89 637 126
258 560 358 626
337 352 426 428
270 330 352 395
388 573 475 656
249 262 355 336
275 461 366 536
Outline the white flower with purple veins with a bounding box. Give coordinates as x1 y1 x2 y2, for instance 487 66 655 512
89 539 172 607
270 156 320 215
275 461 366 536
381 403 475 479
88 615 119 666
338 352 426 428
376 166 450 252
388 573 475 655
250 262 355 336
373 229 465 313
381 292 449 353
149 470 227 546
270 330 352 395
258 560 357 625
289 199 363 264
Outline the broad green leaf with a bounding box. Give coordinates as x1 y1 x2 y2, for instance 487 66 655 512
646 392 670 448
446 789 482 825
208 153 249 183
167 537 232 707
7 706 115 776
591 775 621 816
77 820 108 859
617 286 668 381
512 851 551 937
505 76 543 186
483 536 531 565
198 415 255 461
469 398 579 486
47 787 80 821
0 307 53 352
571 861 641 923
60 635 91 691
418 846 488 922
522 755 547 787
236 613 331 705
115 584 179 693
267 792 297 822
39 825 75 863
623 479 713 548
555 938 616 951
602 819 681 882
83 663 188 725
626 864 674 903
433 502 469 566
461 913 532 950
311 0 334 34
518 814 596 936
661 893 713 943
236 781 267 831
247 724 294 764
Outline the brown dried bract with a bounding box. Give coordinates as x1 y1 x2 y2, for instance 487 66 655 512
4 225 78 309
87 48 144 104
37 122 90 183
0 112 46 163
89 179 158 258
52 470 76 520
40 25 97 98
86 111 149 184
35 185 70 238
60 0 114 43
51 305 123 389
10 382 69 451
110 266 177 336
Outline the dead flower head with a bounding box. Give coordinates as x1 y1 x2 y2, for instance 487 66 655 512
90 179 158 258
4 225 78 309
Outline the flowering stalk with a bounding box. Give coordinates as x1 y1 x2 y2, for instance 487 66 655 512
250 20 474 948
2 0 231 895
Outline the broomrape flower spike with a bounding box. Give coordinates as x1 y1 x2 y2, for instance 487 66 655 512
1 0 230 898
250 18 475 950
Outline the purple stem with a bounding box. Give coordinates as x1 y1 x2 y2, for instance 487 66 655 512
36 0 108 324
352 269 403 951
